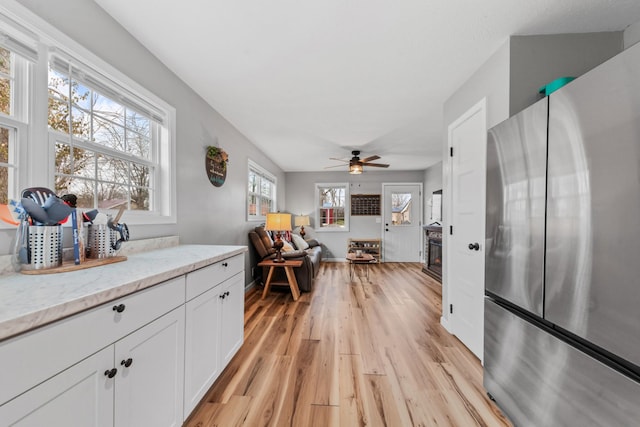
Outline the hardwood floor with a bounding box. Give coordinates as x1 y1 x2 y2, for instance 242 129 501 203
184 262 512 427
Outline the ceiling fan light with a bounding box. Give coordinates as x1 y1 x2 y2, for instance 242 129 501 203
349 163 363 174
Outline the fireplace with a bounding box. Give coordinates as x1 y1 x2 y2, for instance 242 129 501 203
423 225 442 282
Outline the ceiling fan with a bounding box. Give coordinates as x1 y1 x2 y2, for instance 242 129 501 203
325 150 390 174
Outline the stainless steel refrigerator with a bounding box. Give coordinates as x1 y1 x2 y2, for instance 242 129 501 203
484 41 640 426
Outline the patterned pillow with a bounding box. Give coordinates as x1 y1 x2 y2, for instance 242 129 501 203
291 233 309 250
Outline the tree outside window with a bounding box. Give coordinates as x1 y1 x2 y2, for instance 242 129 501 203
316 183 349 231
48 66 154 210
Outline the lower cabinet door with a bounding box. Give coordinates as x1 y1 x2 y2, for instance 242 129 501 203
0 346 114 427
184 284 222 416
114 306 185 427
220 273 245 366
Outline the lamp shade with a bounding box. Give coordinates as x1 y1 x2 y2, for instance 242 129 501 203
265 212 292 231
294 215 310 227
349 162 363 174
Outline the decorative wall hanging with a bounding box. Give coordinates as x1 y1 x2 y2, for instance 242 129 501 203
205 146 229 187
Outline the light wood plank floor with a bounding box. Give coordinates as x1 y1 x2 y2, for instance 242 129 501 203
185 262 512 427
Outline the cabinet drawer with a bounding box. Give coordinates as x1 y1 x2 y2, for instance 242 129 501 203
186 254 243 301
0 276 185 406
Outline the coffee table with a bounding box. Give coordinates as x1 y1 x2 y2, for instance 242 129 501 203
258 259 303 301
346 252 375 281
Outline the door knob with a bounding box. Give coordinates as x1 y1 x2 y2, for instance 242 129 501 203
468 243 480 251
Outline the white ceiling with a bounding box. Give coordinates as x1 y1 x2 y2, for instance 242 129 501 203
96 0 640 173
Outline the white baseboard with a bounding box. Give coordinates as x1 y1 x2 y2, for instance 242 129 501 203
440 315 451 332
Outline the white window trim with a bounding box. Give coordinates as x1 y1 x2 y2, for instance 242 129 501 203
315 182 350 232
0 1 177 225
247 159 277 222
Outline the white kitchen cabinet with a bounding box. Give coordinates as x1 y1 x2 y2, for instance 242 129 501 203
114 305 185 427
219 273 244 366
184 283 222 415
183 255 244 416
0 248 246 426
0 306 185 427
0 346 114 427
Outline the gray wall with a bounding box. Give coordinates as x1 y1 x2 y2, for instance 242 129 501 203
285 170 425 260
625 20 640 48
423 161 443 224
14 0 285 286
509 33 623 116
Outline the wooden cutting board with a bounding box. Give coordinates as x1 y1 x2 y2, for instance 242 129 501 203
21 256 127 275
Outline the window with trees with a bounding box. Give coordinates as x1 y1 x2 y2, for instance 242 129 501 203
0 42 30 205
316 183 349 231
247 160 276 221
48 57 163 211
0 9 174 226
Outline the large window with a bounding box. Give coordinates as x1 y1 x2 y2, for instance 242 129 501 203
48 59 160 211
247 160 276 221
0 40 30 205
0 7 175 225
316 183 349 231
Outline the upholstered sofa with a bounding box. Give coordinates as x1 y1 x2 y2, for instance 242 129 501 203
248 226 322 292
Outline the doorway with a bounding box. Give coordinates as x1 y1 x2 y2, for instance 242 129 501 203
382 183 422 262
446 99 486 361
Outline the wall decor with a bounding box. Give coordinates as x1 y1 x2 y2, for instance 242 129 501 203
205 146 229 187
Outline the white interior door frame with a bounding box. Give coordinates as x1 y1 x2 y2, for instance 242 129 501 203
442 98 487 336
381 182 423 262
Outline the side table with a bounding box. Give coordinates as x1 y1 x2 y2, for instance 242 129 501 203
258 259 304 301
346 252 375 281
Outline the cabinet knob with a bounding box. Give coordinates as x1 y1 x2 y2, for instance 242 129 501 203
104 368 117 378
468 242 480 251
112 304 126 313
225 291 230 297
120 358 133 368
220 293 226 299
222 262 228 267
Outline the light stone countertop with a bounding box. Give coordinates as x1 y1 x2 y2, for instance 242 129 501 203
0 244 247 342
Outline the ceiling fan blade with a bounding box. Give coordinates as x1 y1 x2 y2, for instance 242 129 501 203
363 163 389 168
329 157 350 163
361 155 380 163
324 164 347 169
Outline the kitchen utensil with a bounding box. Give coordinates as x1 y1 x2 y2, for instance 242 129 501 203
13 218 29 265
21 197 48 225
82 209 98 224
45 198 74 224
71 209 80 265
21 187 55 206
111 223 129 251
0 204 20 226
108 205 126 230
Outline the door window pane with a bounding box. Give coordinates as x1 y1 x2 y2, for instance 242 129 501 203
391 192 412 225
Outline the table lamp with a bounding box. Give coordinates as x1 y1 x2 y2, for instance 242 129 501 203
265 212 292 263
294 215 310 238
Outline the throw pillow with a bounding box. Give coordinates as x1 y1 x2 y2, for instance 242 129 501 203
282 241 295 252
291 233 309 250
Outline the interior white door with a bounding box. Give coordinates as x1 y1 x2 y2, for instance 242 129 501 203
383 183 422 262
448 99 486 360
